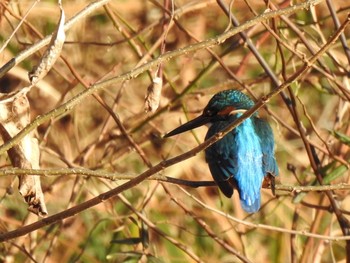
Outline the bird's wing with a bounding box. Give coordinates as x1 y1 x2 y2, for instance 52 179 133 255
205 123 238 198
205 117 264 213
252 117 279 177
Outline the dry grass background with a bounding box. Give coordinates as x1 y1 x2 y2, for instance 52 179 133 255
0 0 350 262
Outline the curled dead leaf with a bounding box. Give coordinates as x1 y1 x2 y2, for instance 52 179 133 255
144 77 163 113
0 89 47 217
28 3 65 84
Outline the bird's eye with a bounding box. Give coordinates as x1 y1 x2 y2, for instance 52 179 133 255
204 109 214 116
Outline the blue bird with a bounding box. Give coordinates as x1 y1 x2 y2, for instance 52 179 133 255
165 90 278 213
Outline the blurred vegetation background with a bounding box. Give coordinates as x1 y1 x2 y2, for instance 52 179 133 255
0 0 350 262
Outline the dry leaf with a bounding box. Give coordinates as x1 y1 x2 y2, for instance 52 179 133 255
144 77 163 113
28 3 65 84
0 90 47 217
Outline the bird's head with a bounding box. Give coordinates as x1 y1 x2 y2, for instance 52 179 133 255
164 90 255 137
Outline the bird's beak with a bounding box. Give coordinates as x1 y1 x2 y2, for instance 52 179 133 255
164 115 211 138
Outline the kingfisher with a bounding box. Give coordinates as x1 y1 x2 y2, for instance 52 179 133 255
164 90 278 213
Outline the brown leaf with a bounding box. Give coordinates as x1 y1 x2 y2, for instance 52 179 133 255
28 3 65 84
0 90 47 217
144 77 163 113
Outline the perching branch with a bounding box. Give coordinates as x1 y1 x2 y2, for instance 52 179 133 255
1 167 350 192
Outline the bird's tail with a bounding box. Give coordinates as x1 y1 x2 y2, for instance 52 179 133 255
240 196 260 214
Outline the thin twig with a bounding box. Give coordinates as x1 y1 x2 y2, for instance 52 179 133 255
179 186 350 241
0 0 325 156
0 0 40 54
162 184 252 263
0 0 112 78
325 0 350 66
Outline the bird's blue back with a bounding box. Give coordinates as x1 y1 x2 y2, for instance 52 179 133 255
204 90 278 213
